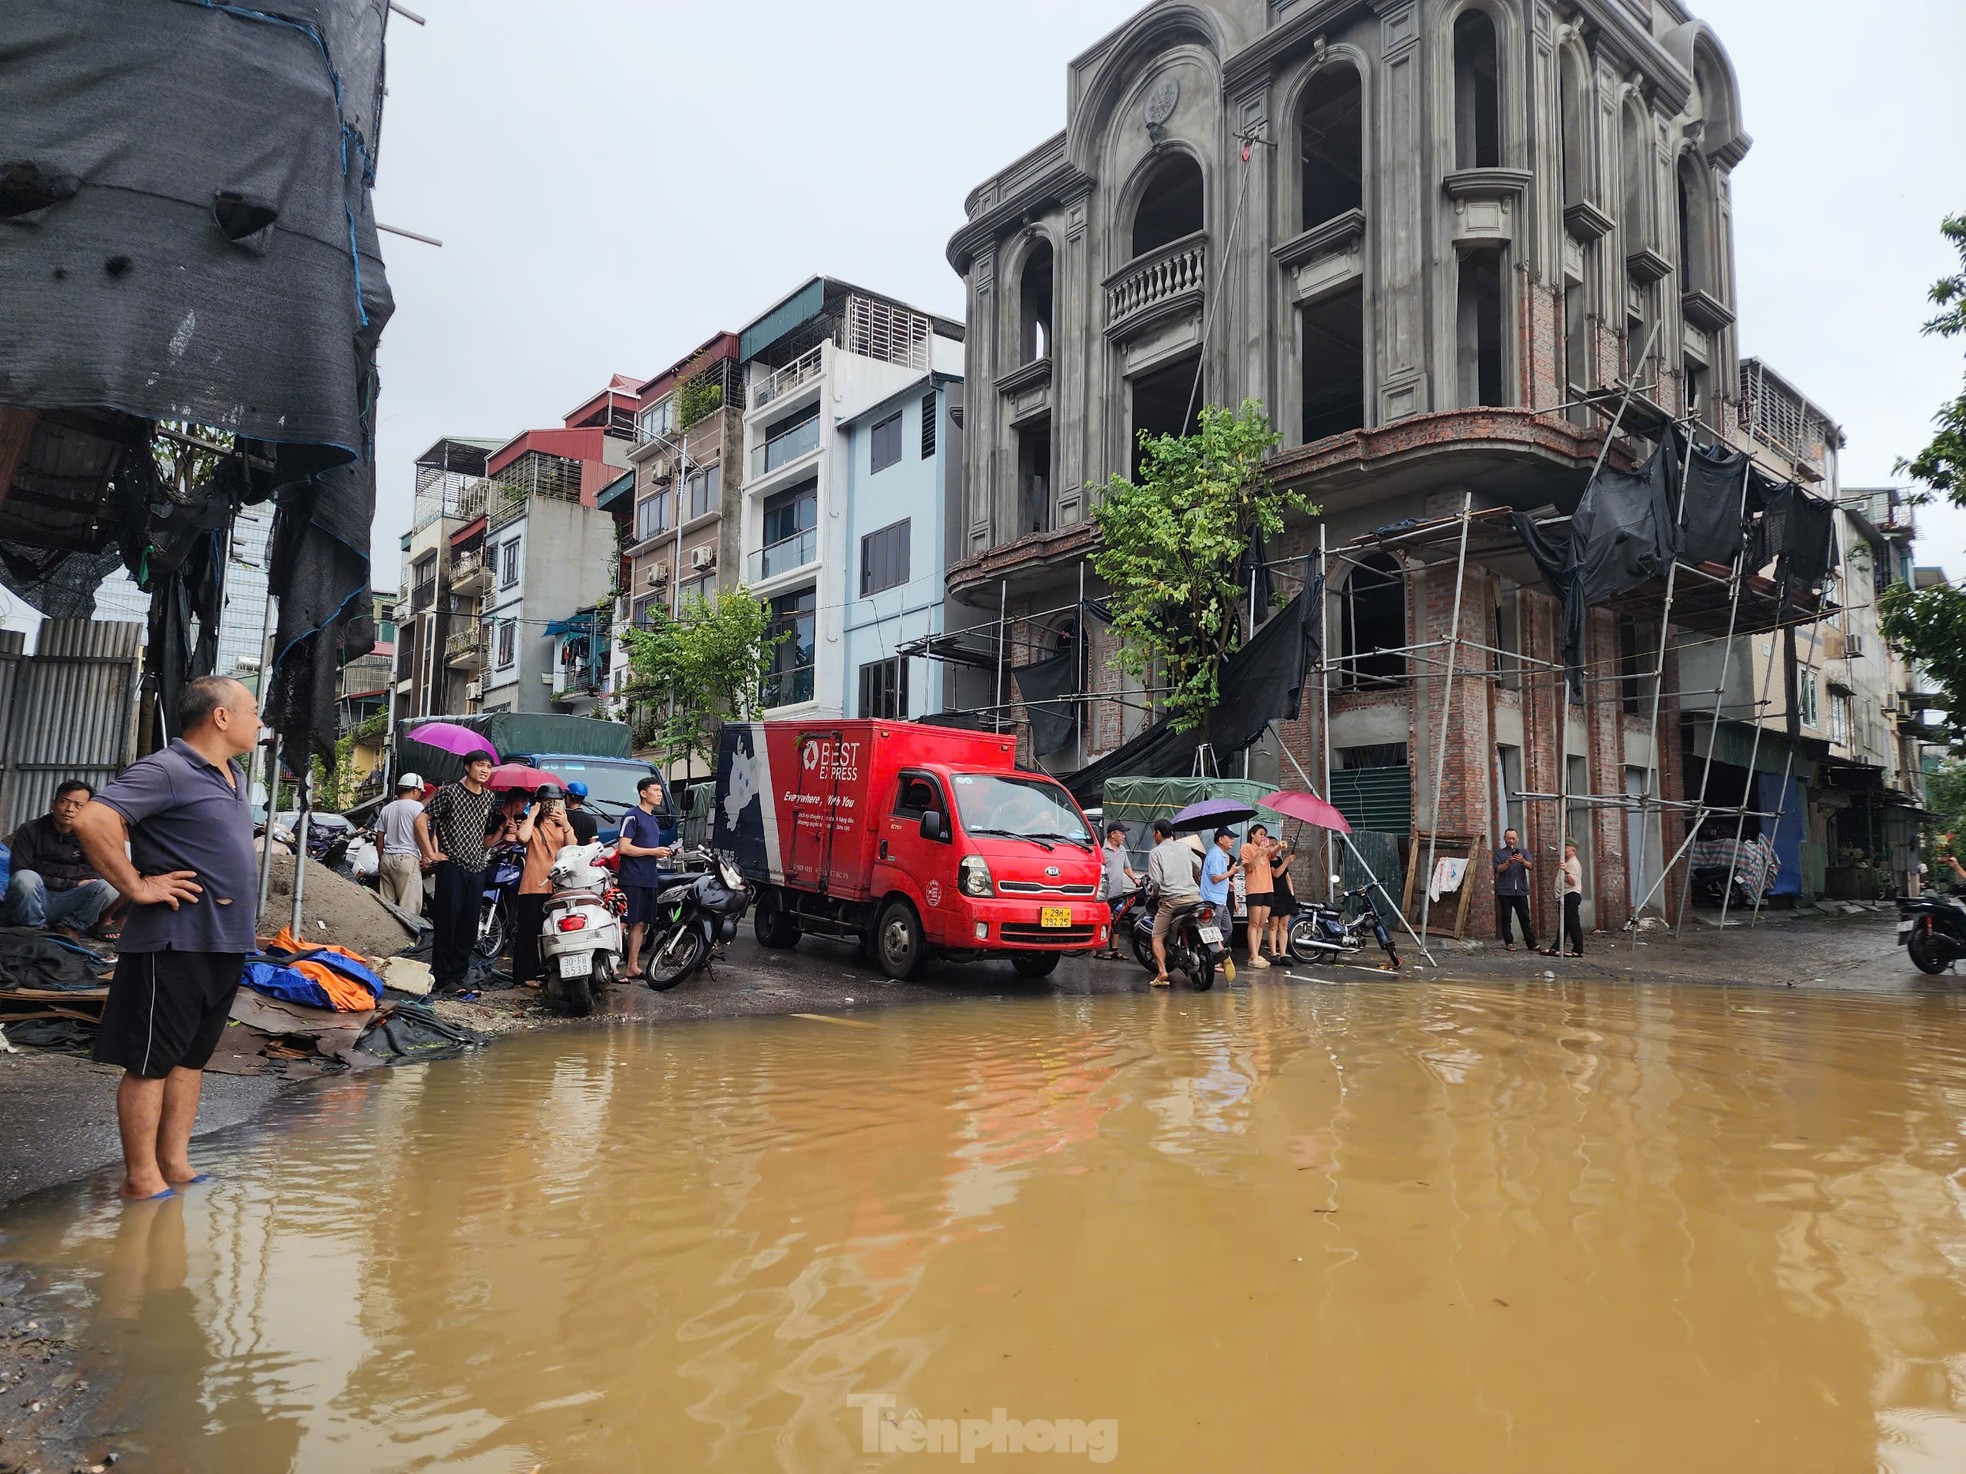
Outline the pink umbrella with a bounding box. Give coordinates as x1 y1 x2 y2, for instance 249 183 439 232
486 764 569 792
1258 790 1353 834
405 721 498 760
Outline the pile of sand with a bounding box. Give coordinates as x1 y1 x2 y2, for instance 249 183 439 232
258 850 419 961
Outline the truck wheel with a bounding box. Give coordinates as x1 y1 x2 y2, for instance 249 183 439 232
875 899 928 981
1908 930 1951 975
754 887 801 949
1012 952 1061 980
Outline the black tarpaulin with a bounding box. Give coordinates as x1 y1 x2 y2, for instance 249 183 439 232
1061 576 1318 806
1011 642 1079 758
0 0 393 766
1675 429 1751 568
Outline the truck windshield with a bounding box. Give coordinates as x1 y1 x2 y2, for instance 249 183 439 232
540 760 655 815
949 774 1092 848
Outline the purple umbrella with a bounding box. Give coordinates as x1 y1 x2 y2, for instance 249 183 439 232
1168 797 1259 832
405 721 498 760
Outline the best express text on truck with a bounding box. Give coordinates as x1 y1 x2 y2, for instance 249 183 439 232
713 721 1108 979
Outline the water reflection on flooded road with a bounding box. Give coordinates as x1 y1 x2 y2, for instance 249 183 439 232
6 981 1966 1471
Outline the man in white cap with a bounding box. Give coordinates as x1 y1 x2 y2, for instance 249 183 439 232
374 772 427 914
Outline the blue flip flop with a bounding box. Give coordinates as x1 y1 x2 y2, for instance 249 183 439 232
183 1174 214 1186
125 1188 176 1203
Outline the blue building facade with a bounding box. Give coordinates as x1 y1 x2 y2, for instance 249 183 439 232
837 373 962 720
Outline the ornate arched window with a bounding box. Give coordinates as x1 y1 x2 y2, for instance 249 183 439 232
1017 240 1054 364
1676 153 1713 297
1299 62 1362 231
1130 153 1204 258
1452 10 1501 169
1558 46 1590 209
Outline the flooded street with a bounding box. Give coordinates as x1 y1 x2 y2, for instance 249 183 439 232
6 980 1966 1472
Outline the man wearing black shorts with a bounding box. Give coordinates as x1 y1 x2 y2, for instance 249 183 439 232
72 676 261 1201
616 775 674 981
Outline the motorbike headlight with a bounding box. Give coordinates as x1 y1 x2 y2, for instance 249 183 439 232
958 855 995 898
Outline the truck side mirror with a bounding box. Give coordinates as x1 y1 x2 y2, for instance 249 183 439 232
920 810 946 843
677 788 695 814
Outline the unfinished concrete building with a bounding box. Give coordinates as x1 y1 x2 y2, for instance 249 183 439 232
945 0 1820 938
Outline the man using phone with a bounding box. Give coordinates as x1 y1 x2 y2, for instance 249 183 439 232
1493 827 1535 953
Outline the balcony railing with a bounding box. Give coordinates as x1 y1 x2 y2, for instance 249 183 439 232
762 665 815 708
1106 231 1207 333
445 628 487 670
748 527 817 583
752 344 825 410
449 549 489 592
750 417 820 479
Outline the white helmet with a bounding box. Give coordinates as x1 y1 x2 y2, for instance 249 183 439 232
397 772 423 790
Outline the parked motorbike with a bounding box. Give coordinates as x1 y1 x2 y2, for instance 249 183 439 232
643 847 752 991
1126 886 1223 990
474 842 525 961
1287 877 1403 970
1897 886 1966 975
538 841 627 1016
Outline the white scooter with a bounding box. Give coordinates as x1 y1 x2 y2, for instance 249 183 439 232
538 841 625 1017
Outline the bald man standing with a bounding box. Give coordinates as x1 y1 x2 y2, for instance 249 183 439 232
72 676 262 1201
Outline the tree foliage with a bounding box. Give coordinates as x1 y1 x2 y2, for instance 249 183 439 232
1092 401 1312 733
1925 759 1966 857
1880 213 1966 751
620 587 786 768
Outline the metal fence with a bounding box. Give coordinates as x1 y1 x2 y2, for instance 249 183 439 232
0 619 144 835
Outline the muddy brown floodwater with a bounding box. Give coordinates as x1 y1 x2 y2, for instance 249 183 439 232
5 980 1966 1472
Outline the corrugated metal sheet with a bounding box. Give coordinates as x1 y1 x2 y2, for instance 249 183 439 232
1330 765 1413 836
0 619 142 834
739 279 824 363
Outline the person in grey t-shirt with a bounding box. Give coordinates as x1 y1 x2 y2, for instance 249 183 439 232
1097 823 1139 959
373 774 426 914
72 675 260 1201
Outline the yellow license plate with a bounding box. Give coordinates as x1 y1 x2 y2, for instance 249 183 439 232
1040 906 1072 929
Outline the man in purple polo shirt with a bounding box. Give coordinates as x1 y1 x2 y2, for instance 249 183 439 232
71 676 260 1201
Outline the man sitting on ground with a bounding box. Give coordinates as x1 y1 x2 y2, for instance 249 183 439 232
3 780 116 935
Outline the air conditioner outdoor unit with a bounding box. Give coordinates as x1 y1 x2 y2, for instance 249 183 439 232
644 563 668 587
689 545 716 570
1842 635 1866 659
465 680 483 702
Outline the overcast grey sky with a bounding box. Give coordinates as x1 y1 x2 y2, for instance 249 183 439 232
363 0 1962 581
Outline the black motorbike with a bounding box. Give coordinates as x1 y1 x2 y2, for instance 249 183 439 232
1286 878 1403 970
1125 885 1224 990
1897 886 1966 975
644 847 752 991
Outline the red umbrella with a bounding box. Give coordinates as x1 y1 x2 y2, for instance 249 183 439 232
1258 790 1353 834
405 721 498 760
486 764 569 792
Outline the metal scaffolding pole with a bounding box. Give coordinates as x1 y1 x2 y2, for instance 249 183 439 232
1318 522 1334 892
1626 420 1700 935
1418 492 1473 940
993 579 1008 733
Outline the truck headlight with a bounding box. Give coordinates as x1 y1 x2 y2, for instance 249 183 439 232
958 855 995 897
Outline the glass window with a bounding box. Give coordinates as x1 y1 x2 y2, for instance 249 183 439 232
685 462 721 521
678 571 716 607
496 620 515 668
858 657 909 719
870 411 903 474
762 481 817 547
859 519 911 596
764 588 816 706
947 774 1092 847
1830 689 1851 746
920 391 937 458
1799 672 1820 727
640 397 674 440
500 540 519 588
635 491 670 543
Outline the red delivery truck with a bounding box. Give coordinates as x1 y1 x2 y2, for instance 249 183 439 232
712 720 1109 980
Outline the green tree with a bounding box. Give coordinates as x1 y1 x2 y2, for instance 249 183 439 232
1880 214 1966 750
1092 401 1312 732
620 587 786 768
1926 759 1966 854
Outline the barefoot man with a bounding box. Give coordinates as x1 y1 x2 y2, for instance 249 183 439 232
71 676 260 1201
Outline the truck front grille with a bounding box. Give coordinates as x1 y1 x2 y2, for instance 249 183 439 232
999 923 1097 945
997 881 1098 896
